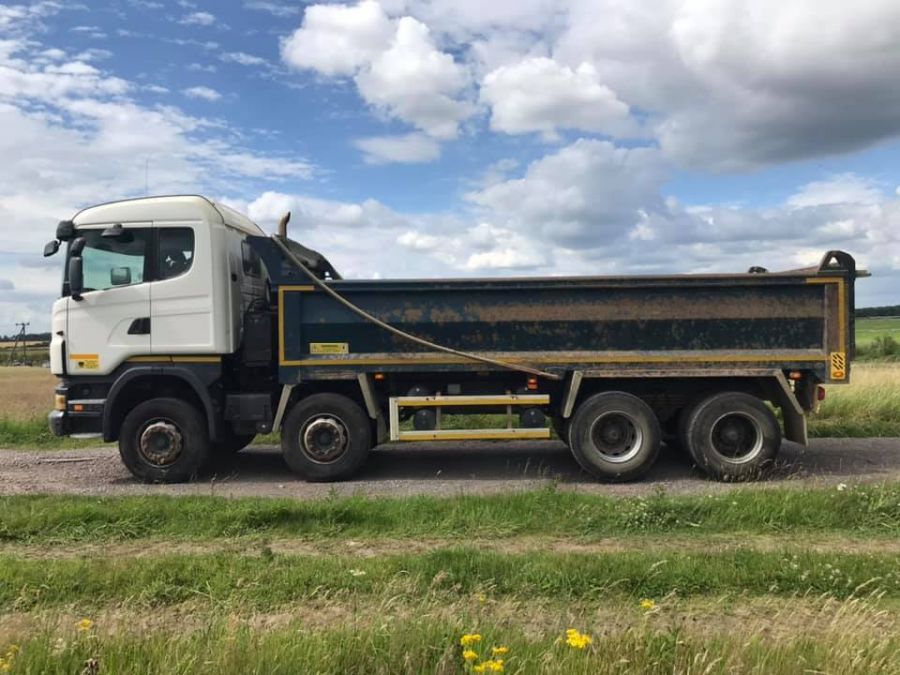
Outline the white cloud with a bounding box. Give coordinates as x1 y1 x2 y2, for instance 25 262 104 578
178 11 215 26
182 85 221 101
354 132 441 164
281 0 393 77
554 0 900 169
788 174 885 209
469 139 667 245
187 62 216 73
220 51 267 67
481 57 635 140
243 1 301 17
283 1 472 140
355 17 471 139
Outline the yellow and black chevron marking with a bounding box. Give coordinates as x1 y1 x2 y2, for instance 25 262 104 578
830 351 846 379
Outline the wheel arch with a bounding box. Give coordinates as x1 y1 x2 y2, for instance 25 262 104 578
103 366 219 442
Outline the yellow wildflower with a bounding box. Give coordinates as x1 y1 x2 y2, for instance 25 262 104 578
1 661 10 673
460 633 482 647
491 646 509 656
476 593 487 604
462 649 478 662
640 598 656 611
473 665 486 674
487 658 505 672
77 618 94 632
565 628 593 649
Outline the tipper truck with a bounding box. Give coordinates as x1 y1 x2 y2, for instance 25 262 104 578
44 195 864 483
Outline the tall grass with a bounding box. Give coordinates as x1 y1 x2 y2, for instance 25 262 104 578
2 483 898 544
813 363 900 436
3 548 899 612
5 610 898 675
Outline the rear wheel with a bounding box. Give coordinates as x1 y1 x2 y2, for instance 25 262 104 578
568 392 661 482
684 392 781 481
281 393 372 481
118 397 210 483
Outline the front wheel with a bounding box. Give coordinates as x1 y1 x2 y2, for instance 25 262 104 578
281 393 372 482
684 392 781 481
118 397 210 483
568 392 661 482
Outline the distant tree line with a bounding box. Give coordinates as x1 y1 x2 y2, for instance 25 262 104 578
0 331 51 342
856 306 900 318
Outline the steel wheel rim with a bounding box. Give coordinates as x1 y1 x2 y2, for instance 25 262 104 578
589 411 643 463
709 412 764 464
300 415 349 464
138 418 184 467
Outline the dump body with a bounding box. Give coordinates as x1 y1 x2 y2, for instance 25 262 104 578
252 238 854 386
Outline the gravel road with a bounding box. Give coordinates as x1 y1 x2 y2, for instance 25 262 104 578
1 438 897 499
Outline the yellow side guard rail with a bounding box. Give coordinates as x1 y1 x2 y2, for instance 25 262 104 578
388 394 551 442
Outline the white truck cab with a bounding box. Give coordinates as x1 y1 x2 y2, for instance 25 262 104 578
49 196 266 376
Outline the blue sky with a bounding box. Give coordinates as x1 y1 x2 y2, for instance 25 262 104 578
2 0 900 331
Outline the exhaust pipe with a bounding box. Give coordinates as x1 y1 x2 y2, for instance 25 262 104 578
277 211 291 239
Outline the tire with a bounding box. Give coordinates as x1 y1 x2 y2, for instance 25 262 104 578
212 431 256 455
684 392 781 481
118 397 210 483
281 393 372 481
568 392 661 482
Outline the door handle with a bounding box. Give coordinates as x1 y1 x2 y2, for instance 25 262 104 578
127 317 151 335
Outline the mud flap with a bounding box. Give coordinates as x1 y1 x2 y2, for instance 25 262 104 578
773 371 809 446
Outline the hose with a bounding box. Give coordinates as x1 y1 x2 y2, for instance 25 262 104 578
270 235 562 381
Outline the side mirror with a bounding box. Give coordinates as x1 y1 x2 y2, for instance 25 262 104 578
43 240 60 257
56 220 75 241
110 266 132 286
68 256 84 301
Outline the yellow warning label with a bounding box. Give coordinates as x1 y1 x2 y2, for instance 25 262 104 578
310 342 349 355
70 353 100 370
830 351 846 380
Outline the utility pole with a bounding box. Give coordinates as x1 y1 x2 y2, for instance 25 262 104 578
7 322 29 365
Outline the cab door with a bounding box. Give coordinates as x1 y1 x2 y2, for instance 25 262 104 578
65 225 152 375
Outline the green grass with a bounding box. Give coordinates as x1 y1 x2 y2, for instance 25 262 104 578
1 484 898 544
3 486 899 673
855 317 900 348
0 418 100 450
5 613 898 675
3 548 899 612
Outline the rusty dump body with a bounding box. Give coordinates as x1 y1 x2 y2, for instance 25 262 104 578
251 240 856 390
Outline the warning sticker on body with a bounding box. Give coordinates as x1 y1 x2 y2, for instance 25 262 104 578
309 342 349 355
830 351 846 379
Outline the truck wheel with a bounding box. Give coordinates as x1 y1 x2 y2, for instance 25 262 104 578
684 392 781 481
568 392 661 482
281 393 372 481
119 397 210 483
212 432 256 455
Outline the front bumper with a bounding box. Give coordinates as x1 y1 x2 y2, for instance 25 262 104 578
48 409 67 436
47 402 105 438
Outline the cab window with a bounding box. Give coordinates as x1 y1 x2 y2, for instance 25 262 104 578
79 229 150 292
158 228 195 281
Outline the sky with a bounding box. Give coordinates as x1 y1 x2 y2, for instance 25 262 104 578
2 0 900 332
